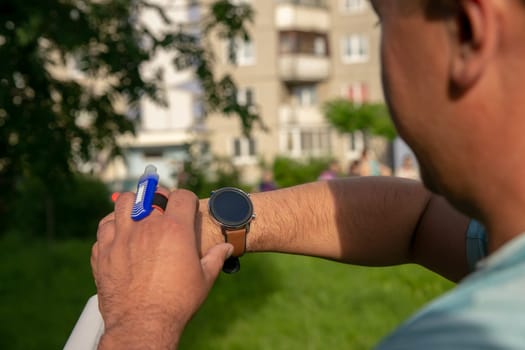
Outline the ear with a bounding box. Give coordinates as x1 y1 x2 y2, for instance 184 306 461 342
449 0 497 93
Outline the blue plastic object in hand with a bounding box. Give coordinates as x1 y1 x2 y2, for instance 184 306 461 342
131 165 159 221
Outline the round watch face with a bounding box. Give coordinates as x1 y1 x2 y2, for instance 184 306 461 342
209 187 253 228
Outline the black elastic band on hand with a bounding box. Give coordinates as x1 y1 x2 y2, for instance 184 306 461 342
152 192 168 212
222 256 241 274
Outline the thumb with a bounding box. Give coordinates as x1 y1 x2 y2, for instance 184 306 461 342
201 243 234 286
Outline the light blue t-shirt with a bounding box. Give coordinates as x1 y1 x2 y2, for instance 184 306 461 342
376 230 525 349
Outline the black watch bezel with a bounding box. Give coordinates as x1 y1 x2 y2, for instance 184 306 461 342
208 187 254 229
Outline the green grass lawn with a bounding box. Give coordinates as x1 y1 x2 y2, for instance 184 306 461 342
0 236 453 350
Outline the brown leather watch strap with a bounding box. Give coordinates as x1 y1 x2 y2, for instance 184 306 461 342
223 228 247 257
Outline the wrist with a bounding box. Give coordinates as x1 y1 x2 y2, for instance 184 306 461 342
98 312 182 350
198 198 224 256
198 192 259 256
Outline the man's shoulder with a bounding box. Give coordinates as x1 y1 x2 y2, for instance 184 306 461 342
376 234 525 349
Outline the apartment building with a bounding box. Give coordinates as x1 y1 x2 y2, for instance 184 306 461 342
104 0 391 188
204 0 387 184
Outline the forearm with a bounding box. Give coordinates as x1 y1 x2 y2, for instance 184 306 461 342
249 177 426 263
198 177 470 281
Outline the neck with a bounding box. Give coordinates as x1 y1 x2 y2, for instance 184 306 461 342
477 171 525 253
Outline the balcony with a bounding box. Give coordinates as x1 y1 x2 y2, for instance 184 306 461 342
279 104 325 125
275 1 330 32
120 129 194 148
279 54 330 82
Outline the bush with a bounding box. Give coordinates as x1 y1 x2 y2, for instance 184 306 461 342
7 174 112 240
273 156 333 188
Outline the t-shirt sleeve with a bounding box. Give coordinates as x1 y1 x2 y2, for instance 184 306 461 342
465 219 488 272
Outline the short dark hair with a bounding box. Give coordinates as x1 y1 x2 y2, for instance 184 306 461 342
424 0 525 22
424 0 458 19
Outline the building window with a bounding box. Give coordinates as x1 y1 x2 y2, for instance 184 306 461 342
232 137 257 164
341 34 369 63
280 127 331 157
279 31 329 57
227 38 256 66
237 87 255 106
348 131 365 152
347 130 366 159
341 0 367 13
188 3 201 22
313 36 327 56
301 129 331 155
285 131 295 153
343 82 369 104
292 84 317 106
143 149 163 159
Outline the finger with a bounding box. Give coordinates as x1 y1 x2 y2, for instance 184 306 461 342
91 241 99 278
98 212 115 227
164 189 199 230
155 186 170 198
113 191 136 239
97 217 115 245
201 243 234 287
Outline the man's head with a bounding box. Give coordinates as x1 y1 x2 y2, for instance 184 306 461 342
370 0 525 223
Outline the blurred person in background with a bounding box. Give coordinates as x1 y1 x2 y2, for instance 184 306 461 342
395 154 420 181
347 159 362 177
359 148 392 176
258 169 278 192
317 159 341 181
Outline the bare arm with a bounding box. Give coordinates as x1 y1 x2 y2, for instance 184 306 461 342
198 177 469 282
93 177 469 349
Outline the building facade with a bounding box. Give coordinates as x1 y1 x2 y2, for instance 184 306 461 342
104 0 390 189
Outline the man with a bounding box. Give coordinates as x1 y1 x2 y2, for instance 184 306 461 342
395 154 420 180
318 160 341 180
91 0 525 348
359 148 392 176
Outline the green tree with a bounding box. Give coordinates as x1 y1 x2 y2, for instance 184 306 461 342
323 98 397 141
0 0 258 238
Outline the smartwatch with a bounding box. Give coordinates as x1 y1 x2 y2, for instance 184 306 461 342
208 187 255 273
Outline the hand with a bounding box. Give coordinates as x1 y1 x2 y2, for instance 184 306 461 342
91 189 233 349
